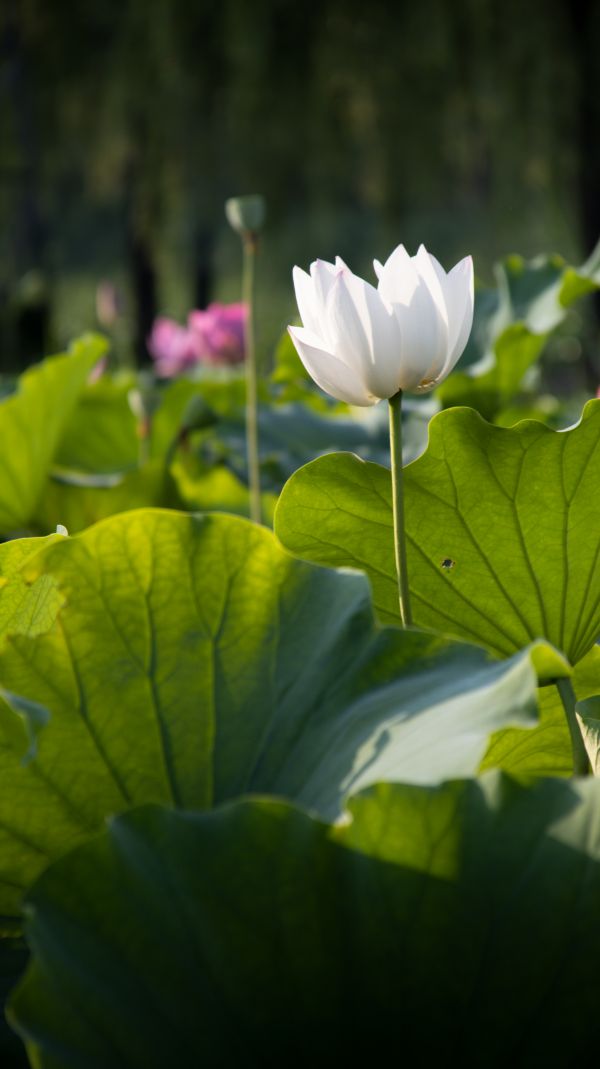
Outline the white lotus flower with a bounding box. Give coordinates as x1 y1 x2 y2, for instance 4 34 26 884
288 245 474 406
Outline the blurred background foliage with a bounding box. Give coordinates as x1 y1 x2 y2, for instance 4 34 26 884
1 0 599 375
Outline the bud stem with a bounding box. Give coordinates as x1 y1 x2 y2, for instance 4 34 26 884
242 233 262 525
556 676 590 776
388 391 412 627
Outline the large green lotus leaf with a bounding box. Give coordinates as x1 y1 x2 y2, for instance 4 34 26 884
438 251 600 418
438 325 546 420
0 533 67 1066
149 375 254 460
189 399 431 504
53 375 139 473
260 398 436 470
10 771 600 1067
577 707 600 774
0 536 63 648
34 461 174 535
480 251 596 344
575 686 600 775
0 510 541 916
481 644 600 779
171 455 278 524
30 371 175 534
153 356 430 499
0 531 62 756
188 402 393 500
39 457 278 534
149 378 207 458
0 532 63 761
0 336 106 534
275 400 600 665
254 401 392 472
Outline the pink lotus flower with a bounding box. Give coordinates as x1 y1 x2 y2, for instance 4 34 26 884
188 303 246 366
148 303 247 377
147 318 201 377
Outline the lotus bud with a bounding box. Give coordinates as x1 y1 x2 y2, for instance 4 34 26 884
225 195 266 241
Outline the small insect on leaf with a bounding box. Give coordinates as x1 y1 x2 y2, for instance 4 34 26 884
441 558 455 571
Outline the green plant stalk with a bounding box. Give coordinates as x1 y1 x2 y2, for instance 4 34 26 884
556 676 590 776
243 233 262 525
138 425 150 467
388 391 412 627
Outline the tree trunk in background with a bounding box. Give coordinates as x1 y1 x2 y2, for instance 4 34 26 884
570 1 600 256
128 229 156 366
568 0 600 382
2 6 49 370
124 160 157 367
193 227 214 311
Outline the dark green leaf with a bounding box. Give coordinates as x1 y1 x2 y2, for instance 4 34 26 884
0 336 107 534
482 645 600 778
11 772 600 1067
0 510 540 915
439 252 600 418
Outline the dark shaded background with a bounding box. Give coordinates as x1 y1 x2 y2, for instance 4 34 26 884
1 0 599 370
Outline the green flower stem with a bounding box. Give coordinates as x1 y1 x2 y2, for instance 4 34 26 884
242 233 262 525
556 676 590 776
388 391 412 628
